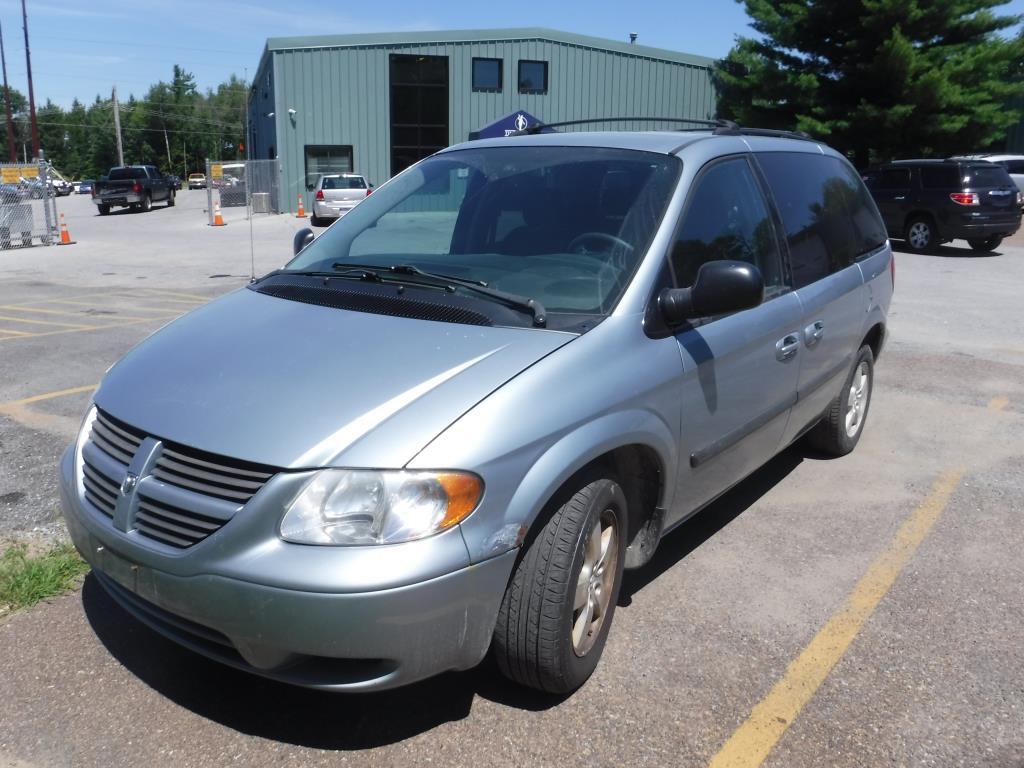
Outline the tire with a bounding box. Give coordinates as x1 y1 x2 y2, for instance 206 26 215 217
493 474 628 694
806 344 874 457
98 204 110 216
967 236 1001 252
310 214 321 227
904 216 936 253
167 190 175 207
140 194 152 213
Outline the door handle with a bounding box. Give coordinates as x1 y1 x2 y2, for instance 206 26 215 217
776 334 800 362
894 195 906 201
804 320 825 346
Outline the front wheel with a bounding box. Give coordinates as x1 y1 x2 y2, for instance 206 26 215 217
904 216 936 253
493 475 627 693
806 345 874 457
967 236 1002 252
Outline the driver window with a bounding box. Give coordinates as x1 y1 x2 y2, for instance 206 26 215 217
671 158 785 294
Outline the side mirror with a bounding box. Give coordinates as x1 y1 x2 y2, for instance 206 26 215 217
293 228 314 256
659 260 763 326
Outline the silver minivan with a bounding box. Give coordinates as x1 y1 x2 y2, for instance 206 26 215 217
61 126 892 694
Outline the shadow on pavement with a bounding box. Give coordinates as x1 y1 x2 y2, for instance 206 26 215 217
890 240 1004 257
81 574 564 749
81 444 808 748
619 446 804 604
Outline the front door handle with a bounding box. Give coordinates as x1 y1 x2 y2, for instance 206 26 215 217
776 334 800 362
894 195 906 201
804 320 825 346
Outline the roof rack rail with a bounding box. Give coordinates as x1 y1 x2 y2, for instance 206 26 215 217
514 116 728 136
509 116 817 142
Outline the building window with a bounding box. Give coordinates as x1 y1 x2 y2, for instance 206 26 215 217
304 145 353 190
518 60 548 94
472 58 502 92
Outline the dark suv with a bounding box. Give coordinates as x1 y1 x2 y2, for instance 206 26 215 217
863 159 1021 252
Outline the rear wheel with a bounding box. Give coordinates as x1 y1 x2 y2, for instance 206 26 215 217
806 344 874 457
97 204 110 216
140 194 152 212
967 236 1002 252
167 190 175 207
310 214 322 227
493 474 627 693
904 216 936 253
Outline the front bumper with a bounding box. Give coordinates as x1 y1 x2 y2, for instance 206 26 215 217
59 447 516 691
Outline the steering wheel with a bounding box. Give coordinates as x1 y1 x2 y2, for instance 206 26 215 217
566 232 634 255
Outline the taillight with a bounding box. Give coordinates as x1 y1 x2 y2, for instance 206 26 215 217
90 187 97 197
365 188 372 196
949 192 979 205
315 189 324 200
132 182 141 194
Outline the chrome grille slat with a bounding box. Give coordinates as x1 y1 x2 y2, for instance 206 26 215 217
83 475 117 505
91 419 142 457
154 455 266 491
136 500 221 531
95 410 145 447
82 462 119 495
133 521 194 548
149 468 255 502
89 430 134 466
83 489 115 518
135 510 211 541
159 446 274 480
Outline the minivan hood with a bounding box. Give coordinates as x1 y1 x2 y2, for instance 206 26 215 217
95 288 573 469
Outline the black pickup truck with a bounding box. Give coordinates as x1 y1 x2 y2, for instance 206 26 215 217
92 165 175 214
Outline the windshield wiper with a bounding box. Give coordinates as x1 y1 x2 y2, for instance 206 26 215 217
330 262 547 327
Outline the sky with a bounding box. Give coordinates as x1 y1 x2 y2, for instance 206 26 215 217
2 0 1024 109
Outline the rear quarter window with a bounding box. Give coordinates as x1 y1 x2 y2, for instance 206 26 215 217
757 152 882 288
919 165 960 189
966 165 1013 187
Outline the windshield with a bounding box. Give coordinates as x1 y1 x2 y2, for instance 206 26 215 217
285 146 680 324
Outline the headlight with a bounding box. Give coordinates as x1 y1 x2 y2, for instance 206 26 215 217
74 405 98 495
279 469 483 545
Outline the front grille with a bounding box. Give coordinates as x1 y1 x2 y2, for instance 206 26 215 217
82 460 118 518
135 494 227 549
82 408 280 549
153 444 274 504
91 409 144 466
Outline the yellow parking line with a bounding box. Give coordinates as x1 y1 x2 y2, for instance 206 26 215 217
707 468 964 768
0 314 95 329
138 289 212 301
0 305 167 323
0 328 32 336
0 384 97 410
4 289 122 308
48 299 179 315
132 295 205 306
987 396 1009 412
0 314 179 342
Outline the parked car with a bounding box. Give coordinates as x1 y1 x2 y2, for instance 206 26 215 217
72 181 82 194
187 173 206 189
863 159 1021 252
60 125 892 695
311 173 371 226
78 180 94 195
0 182 29 203
955 154 1024 198
92 165 174 214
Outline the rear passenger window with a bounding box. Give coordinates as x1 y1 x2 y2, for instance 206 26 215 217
920 166 959 189
757 152 860 287
671 157 784 294
831 159 887 257
878 168 911 189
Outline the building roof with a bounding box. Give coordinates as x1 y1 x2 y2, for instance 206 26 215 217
264 27 714 68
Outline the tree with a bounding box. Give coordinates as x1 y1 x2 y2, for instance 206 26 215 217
713 0 1024 167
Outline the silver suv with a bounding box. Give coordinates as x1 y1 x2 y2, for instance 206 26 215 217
60 126 892 694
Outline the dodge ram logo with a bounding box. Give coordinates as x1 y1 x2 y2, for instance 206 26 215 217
120 472 138 496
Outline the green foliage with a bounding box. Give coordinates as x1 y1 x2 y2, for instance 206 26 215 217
714 0 1024 167
0 65 248 179
0 543 89 614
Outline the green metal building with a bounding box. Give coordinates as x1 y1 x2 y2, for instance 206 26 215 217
248 28 715 213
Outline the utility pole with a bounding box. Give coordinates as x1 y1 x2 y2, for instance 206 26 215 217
0 21 16 162
163 125 171 168
112 85 124 166
21 0 39 158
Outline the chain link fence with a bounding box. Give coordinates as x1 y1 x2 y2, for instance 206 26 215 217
0 158 62 249
204 159 280 225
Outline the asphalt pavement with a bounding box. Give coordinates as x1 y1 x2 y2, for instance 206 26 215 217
0 193 1021 767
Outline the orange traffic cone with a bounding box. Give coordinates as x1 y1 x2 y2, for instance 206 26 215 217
57 212 75 245
212 200 225 226
296 194 306 218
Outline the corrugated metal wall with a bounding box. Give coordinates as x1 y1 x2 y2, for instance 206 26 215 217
250 38 716 213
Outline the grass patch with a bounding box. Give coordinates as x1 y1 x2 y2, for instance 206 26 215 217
0 543 90 615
